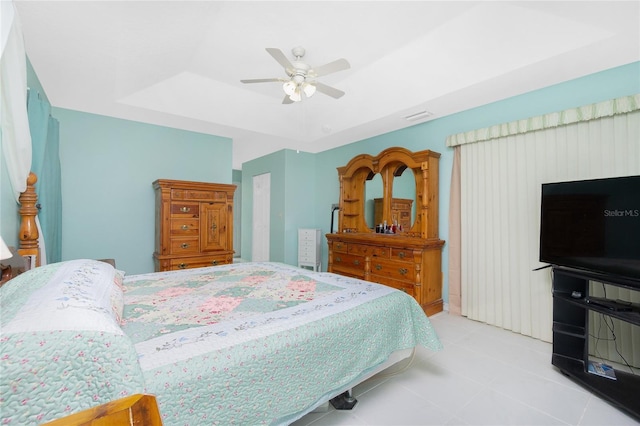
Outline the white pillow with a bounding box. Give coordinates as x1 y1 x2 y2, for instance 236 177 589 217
2 259 124 334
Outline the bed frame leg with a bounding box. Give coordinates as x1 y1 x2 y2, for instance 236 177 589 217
329 389 358 410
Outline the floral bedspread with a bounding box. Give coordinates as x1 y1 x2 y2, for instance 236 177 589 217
122 262 442 425
122 263 345 345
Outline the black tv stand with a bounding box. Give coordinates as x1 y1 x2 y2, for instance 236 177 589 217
551 266 640 420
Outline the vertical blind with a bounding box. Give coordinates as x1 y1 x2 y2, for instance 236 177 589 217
447 95 640 344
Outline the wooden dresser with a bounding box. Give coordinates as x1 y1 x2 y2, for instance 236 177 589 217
153 179 236 272
327 147 445 315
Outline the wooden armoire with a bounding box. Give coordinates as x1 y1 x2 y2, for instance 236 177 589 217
326 147 445 315
153 179 236 272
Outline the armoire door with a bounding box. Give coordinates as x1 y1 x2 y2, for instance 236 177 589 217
200 202 228 252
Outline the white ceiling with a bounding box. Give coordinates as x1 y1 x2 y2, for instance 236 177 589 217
14 1 640 169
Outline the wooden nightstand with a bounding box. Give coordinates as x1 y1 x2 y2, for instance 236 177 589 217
0 247 25 287
43 394 162 426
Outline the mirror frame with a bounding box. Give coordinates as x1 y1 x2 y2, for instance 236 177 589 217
335 147 440 239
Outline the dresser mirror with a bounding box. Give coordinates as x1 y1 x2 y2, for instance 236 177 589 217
364 172 382 229
391 166 416 229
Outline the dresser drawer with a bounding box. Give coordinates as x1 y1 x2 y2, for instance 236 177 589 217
169 237 200 255
170 202 199 217
332 252 365 273
169 255 231 270
170 218 199 236
370 258 415 282
371 275 416 297
332 240 348 253
390 247 414 262
349 243 389 258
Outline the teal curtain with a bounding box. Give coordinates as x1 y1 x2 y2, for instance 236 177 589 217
27 89 62 263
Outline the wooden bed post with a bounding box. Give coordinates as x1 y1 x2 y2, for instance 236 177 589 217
18 172 40 269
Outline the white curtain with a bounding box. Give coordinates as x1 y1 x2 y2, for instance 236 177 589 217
447 95 640 342
1 0 32 200
1 1 46 266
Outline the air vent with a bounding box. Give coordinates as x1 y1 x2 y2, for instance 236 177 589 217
403 110 433 122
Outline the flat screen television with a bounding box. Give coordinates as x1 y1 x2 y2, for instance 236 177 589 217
539 175 640 287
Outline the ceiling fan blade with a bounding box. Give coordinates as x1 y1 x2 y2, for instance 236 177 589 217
315 82 345 99
266 48 294 72
240 78 284 84
311 58 350 78
282 95 294 105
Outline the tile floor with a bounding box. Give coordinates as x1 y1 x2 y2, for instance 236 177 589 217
292 311 639 426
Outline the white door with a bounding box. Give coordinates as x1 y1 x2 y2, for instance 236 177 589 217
252 173 270 261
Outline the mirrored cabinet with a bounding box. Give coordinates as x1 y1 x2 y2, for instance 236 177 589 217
327 147 445 315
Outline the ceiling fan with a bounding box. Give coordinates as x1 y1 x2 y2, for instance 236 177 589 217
241 46 350 104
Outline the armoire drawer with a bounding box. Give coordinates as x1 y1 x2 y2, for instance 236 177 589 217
170 202 200 217
169 237 200 255
169 255 231 270
171 189 226 202
170 218 199 236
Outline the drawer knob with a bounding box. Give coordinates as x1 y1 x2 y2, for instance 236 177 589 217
399 268 408 275
178 263 188 269
398 251 406 259
211 260 218 266
337 243 343 249
375 264 382 271
211 223 217 230
335 256 342 262
180 206 191 213
353 259 360 266
181 225 189 230
181 243 190 249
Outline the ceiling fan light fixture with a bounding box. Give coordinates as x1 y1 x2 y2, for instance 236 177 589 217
242 46 350 104
289 89 302 102
283 80 297 96
302 82 316 98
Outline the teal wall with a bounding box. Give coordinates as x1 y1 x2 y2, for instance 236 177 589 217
240 149 315 264
53 108 232 274
283 150 317 265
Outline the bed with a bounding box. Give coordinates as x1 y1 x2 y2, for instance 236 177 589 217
0 175 442 425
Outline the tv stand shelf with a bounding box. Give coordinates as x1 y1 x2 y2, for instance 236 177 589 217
554 293 640 323
551 266 640 421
